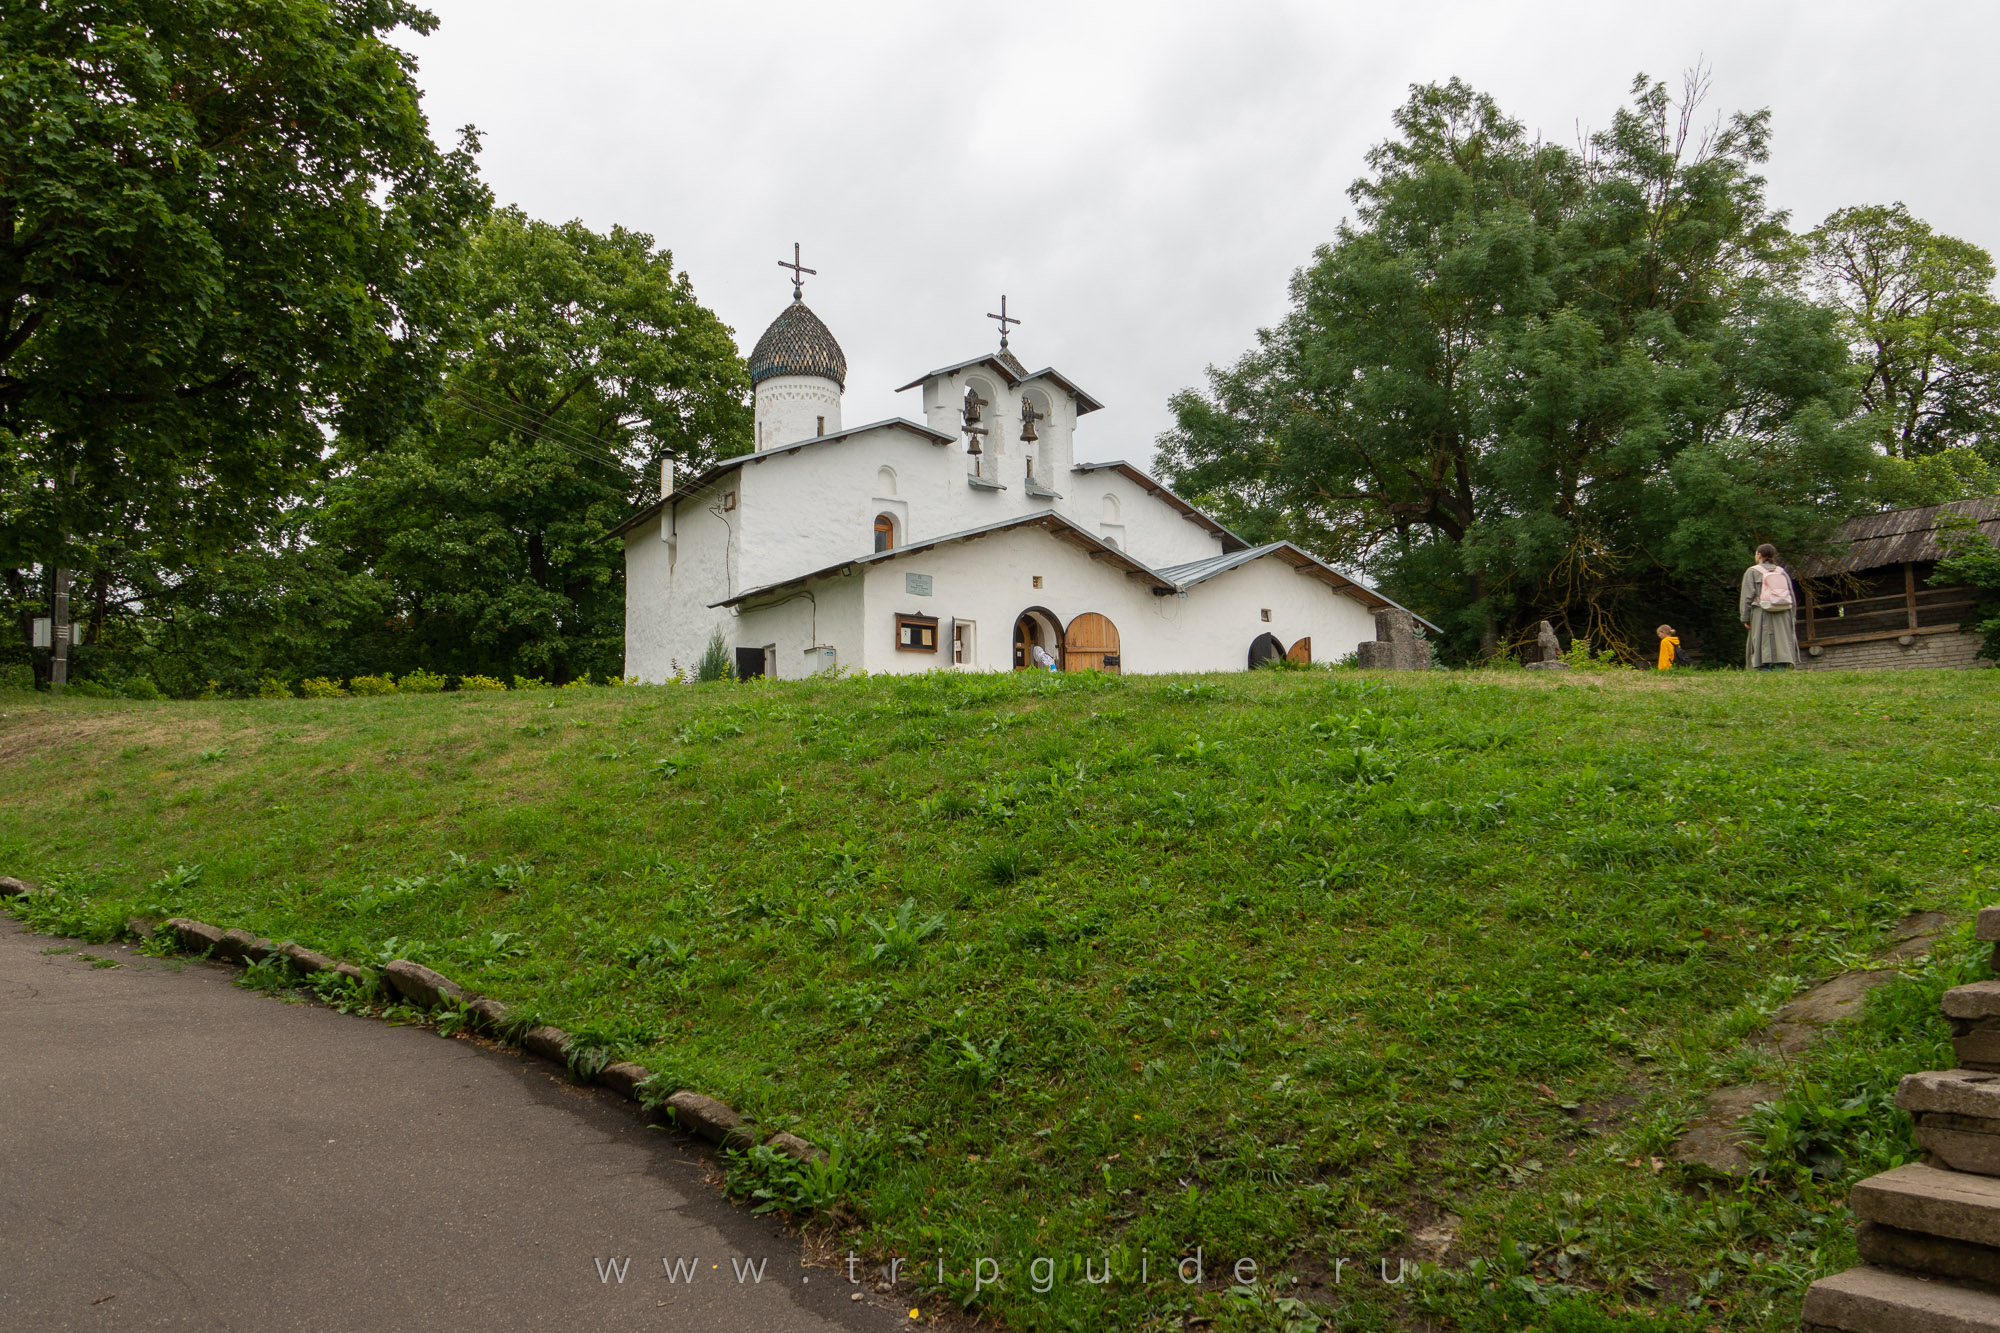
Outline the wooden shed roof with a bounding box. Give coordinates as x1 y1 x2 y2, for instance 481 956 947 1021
1797 497 2000 577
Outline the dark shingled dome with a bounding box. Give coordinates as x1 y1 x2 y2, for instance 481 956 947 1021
748 301 847 389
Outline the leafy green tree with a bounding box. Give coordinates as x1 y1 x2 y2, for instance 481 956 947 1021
0 0 486 659
1807 203 2000 461
329 210 751 683
1159 74 1870 661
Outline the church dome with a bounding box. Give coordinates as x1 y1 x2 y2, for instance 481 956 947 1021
748 300 847 390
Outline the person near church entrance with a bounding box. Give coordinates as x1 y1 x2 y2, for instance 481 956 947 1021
1031 643 1058 671
1656 624 1680 671
1739 544 1799 671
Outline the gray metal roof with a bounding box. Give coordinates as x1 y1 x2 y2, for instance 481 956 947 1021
748 300 847 388
1157 542 1443 633
711 511 1173 608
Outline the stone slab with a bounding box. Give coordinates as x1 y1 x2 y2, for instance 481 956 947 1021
383 959 467 1010
666 1092 755 1151
1977 907 2000 943
467 997 511 1031
1903 1072 2000 1120
1802 1264 2000 1332
277 942 336 975
596 1062 650 1102
1919 1116 2000 1177
1858 1222 2000 1290
217 929 275 964
1854 1164 2000 1249
1946 984 2000 1022
1957 1030 2000 1073
521 1025 569 1063
164 918 226 955
1672 1083 1779 1179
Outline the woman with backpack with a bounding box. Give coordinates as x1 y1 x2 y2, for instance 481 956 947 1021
1739 543 1800 671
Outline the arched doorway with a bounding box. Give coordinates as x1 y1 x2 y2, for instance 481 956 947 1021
1013 607 1064 670
1286 637 1312 665
1248 632 1285 668
1065 612 1121 674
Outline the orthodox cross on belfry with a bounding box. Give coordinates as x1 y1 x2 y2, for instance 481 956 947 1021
778 242 815 301
987 294 1020 350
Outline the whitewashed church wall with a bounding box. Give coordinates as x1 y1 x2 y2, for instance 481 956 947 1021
731 577 863 679
753 375 842 451
1072 469 1227 569
1161 558 1380 671
622 498 738 682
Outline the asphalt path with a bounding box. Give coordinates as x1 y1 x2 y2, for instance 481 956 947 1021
0 917 906 1331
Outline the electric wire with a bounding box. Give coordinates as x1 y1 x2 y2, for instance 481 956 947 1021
445 388 643 480
447 383 641 464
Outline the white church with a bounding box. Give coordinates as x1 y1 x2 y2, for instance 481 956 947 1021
617 262 1425 681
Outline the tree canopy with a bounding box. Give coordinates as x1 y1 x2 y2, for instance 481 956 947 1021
1159 74 1992 662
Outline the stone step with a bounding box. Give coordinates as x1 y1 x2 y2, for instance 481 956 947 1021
1859 1222 2000 1291
1946 984 2000 1023
1956 1030 2000 1074
1975 907 2000 942
1901 1071 2000 1120
1854 1164 2000 1250
1803 1264 2000 1332
1919 1115 2000 1177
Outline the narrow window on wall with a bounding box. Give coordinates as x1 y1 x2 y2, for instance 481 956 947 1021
817 416 826 437
874 513 896 553
953 621 975 665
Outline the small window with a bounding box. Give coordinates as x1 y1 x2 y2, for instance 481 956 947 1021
1032 575 1043 589
816 415 826 437
874 513 896 553
896 613 940 653
1026 455 1035 479
953 620 975 666
723 490 737 511
1260 608 1272 622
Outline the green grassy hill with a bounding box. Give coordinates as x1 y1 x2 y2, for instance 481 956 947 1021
4 667 1995 1331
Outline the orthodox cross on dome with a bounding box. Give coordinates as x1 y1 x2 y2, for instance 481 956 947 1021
987 294 1020 350
778 242 816 301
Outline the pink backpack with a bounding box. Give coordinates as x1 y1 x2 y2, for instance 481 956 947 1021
1756 565 1793 611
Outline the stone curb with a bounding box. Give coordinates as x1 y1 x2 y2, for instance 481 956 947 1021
4 897 826 1170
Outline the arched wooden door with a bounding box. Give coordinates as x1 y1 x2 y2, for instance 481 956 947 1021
1064 612 1121 674
1013 607 1063 670
1286 637 1312 665
1248 632 1285 668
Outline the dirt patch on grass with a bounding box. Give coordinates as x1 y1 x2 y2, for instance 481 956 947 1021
0 705 232 769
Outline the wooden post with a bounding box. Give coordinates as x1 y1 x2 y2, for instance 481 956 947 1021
50 567 71 693
1905 562 1919 630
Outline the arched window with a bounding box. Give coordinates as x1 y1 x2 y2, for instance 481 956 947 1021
874 513 897 553
1101 493 1122 523
876 465 897 497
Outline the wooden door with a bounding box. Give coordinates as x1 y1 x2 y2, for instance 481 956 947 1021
1286 637 1312 665
1064 612 1121 674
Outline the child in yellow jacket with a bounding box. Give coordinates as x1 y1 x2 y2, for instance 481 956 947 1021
1656 624 1680 671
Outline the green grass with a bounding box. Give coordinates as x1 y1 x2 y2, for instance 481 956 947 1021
3 667 1997 1331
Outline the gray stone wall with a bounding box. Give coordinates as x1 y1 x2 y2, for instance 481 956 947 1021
1801 629 1992 672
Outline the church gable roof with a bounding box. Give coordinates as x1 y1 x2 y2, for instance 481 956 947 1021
896 353 1104 415
711 511 1176 608
749 300 847 388
1069 460 1249 551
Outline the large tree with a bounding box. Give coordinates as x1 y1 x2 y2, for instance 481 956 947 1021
0 0 486 648
1159 74 1871 661
325 209 752 684
1807 203 2000 462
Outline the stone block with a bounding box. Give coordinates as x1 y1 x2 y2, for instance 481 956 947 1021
596 1062 650 1101
216 929 275 963
1355 608 1433 671
521 1025 570 1062
1977 907 2000 943
1801 1264 2000 1331
164 918 227 955
277 942 336 975
1958 1030 2000 1073
467 998 511 1031
0 875 39 897
382 959 467 1010
1902 1071 2000 1120
1853 1163 2000 1249
124 918 155 940
1918 1115 2000 1177
1945 983 2000 1022
1858 1221 2000 1288
767 1131 827 1164
666 1092 755 1151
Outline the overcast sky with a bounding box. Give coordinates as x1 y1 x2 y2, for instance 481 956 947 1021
403 1 2000 469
